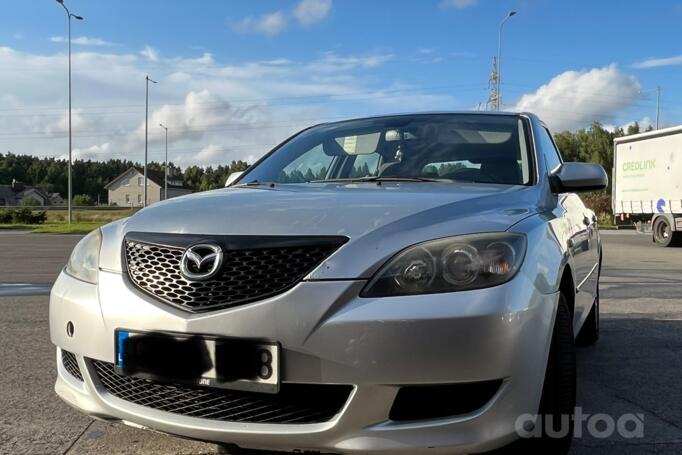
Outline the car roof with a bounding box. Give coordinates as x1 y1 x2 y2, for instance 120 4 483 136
316 111 535 127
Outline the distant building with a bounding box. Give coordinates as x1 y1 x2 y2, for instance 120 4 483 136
49 193 65 206
0 180 52 206
104 167 192 207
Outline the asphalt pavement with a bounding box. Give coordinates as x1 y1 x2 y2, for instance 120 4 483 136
0 230 680 454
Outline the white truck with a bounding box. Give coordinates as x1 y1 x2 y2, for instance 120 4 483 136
613 125 682 246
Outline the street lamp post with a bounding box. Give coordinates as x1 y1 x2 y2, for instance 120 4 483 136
144 75 157 207
496 10 517 111
159 123 168 201
55 0 83 223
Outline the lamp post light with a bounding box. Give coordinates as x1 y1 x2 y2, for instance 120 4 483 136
144 75 157 207
159 123 168 201
55 0 83 224
496 10 517 111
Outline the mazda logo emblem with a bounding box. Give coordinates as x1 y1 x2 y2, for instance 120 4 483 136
180 243 223 281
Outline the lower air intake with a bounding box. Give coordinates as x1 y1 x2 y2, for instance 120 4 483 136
61 349 83 381
91 360 352 424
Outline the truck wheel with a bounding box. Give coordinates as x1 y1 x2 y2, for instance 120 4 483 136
653 217 682 247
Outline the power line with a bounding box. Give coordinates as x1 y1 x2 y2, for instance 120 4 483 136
0 84 486 115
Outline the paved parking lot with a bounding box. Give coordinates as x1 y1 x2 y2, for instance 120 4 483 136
0 230 680 454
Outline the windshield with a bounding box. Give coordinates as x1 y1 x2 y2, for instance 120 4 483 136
240 114 533 186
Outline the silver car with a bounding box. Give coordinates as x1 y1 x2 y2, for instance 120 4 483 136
50 112 606 454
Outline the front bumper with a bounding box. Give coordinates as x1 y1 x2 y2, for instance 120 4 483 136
50 270 558 454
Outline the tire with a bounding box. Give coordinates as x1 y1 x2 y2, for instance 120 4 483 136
653 217 682 247
576 263 600 346
576 288 599 346
493 294 576 455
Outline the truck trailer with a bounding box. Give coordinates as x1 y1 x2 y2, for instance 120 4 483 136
613 125 682 246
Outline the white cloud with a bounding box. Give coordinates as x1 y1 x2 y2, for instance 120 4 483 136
602 117 655 133
235 11 288 36
194 144 225 166
72 142 112 161
140 45 160 62
294 0 332 25
512 65 641 131
50 36 116 46
621 117 653 131
234 0 331 36
632 55 682 69
441 0 478 9
0 45 452 168
309 52 395 72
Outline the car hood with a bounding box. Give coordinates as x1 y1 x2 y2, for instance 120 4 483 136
104 183 540 279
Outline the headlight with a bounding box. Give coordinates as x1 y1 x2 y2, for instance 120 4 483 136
65 228 102 284
362 233 526 297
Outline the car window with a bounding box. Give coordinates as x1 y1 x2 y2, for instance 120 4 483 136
243 114 533 186
538 127 563 172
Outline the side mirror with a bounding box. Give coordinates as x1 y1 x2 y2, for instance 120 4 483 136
550 162 608 193
225 171 244 187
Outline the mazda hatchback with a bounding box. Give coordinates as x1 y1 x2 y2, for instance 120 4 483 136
51 112 606 454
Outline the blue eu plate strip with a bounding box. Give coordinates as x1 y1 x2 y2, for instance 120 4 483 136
117 331 129 368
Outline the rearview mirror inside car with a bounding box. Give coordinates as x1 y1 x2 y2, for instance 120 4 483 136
550 162 608 193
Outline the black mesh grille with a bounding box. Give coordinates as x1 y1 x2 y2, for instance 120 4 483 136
62 349 83 381
124 238 342 312
91 360 352 424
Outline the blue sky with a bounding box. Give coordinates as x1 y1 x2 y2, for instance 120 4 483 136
1 0 682 166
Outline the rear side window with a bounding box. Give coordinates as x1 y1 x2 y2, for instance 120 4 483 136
538 127 563 172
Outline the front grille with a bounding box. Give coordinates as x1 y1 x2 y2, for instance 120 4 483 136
91 360 352 424
124 234 345 312
61 349 83 381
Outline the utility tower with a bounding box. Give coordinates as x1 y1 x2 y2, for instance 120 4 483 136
486 57 500 111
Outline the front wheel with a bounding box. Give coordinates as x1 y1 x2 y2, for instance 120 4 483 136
494 294 576 455
533 294 577 453
576 287 599 346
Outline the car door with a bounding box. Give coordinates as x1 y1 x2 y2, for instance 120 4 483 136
574 197 600 326
564 195 592 277
539 126 596 330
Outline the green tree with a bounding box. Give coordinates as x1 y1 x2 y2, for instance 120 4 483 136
20 196 41 207
72 194 94 206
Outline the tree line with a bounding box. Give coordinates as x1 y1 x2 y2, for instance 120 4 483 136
554 121 653 189
0 153 248 204
0 120 652 209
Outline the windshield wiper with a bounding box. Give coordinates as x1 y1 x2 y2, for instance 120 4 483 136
308 176 450 184
233 180 276 188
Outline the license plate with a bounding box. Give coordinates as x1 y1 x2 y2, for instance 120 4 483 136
115 329 280 394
